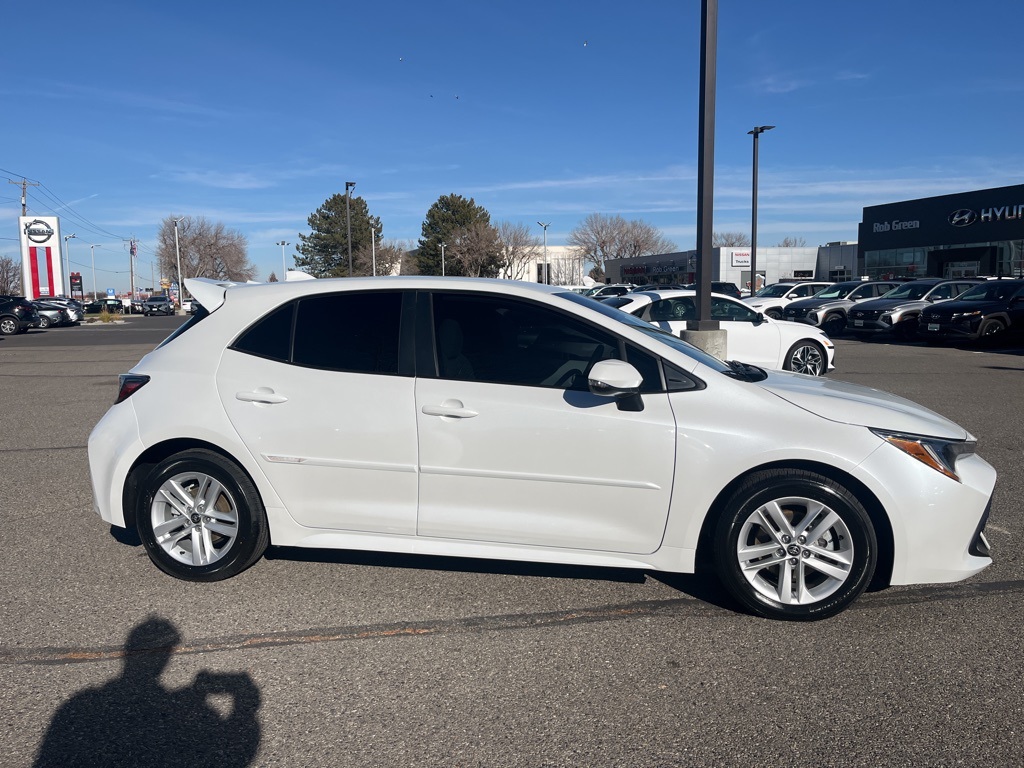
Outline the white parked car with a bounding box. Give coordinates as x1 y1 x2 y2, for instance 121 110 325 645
88 277 994 620
744 282 832 319
603 290 835 376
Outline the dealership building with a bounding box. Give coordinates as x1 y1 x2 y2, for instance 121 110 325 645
605 184 1024 288
858 183 1024 280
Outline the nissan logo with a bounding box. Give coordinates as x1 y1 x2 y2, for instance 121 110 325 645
23 219 55 243
949 209 977 227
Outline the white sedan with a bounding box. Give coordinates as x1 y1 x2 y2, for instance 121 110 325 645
604 290 835 376
87 277 993 621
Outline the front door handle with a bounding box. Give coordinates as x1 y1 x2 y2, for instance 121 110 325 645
421 399 478 419
236 388 288 405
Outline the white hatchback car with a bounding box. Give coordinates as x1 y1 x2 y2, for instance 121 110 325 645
88 277 994 620
603 290 835 376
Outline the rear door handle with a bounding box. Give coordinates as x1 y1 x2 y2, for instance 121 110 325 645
236 388 288 405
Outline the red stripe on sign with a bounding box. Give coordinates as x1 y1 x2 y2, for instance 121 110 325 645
29 247 41 297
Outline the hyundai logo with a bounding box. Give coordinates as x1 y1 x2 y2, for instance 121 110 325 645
949 209 977 227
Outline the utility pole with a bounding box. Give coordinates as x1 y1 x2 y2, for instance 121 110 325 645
8 178 40 216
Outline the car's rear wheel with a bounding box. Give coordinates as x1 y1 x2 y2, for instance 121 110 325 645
783 340 827 376
137 449 269 582
38 315 51 329
0 317 18 335
713 469 876 620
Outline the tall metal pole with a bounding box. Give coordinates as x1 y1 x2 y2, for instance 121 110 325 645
692 0 718 330
89 244 98 301
173 217 185 307
345 181 356 276
748 125 774 296
276 240 290 278
441 242 446 277
63 233 76 296
537 221 550 284
370 226 377 276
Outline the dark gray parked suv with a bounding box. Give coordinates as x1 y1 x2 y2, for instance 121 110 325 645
142 295 175 316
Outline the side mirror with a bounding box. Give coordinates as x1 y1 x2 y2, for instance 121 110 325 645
588 359 642 397
754 312 766 324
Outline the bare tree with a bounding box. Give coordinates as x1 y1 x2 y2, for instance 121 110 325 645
448 222 502 278
776 236 807 247
0 255 21 294
495 221 541 280
156 216 256 283
568 214 677 280
352 239 410 277
713 232 751 247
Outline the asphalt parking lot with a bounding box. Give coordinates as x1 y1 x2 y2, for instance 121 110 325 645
1 316 1022 767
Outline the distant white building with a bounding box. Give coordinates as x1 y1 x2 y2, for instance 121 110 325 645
498 245 589 287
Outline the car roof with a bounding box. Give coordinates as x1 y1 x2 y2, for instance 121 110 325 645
186 276 567 314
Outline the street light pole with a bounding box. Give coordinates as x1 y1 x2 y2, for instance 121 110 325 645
276 240 290 279
370 226 377 276
89 244 99 301
440 242 446 277
537 222 550 284
345 181 356 277
62 233 76 296
748 125 775 296
173 217 185 310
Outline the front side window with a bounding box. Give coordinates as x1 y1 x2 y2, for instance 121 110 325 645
711 297 757 322
431 292 621 390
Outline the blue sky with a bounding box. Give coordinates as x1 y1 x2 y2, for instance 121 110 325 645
3 0 1023 291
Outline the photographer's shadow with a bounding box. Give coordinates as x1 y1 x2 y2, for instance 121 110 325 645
34 616 261 768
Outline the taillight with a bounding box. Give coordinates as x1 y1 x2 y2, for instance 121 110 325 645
115 374 150 404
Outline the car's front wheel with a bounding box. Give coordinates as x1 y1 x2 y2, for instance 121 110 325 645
783 340 827 376
764 308 783 320
137 449 269 582
978 318 1005 341
822 314 845 337
713 469 876 620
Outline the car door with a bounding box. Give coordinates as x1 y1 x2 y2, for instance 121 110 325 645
415 291 677 555
216 291 419 534
640 296 779 369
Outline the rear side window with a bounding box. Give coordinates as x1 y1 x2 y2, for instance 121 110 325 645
233 303 294 361
232 292 402 375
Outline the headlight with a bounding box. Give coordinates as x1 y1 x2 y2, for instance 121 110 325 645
952 311 981 320
870 429 976 482
807 312 818 322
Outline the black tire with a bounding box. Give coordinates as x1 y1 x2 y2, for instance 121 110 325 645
978 318 1005 342
783 340 827 376
895 316 919 340
822 314 845 337
136 449 269 582
38 315 51 329
713 469 876 621
765 308 783 320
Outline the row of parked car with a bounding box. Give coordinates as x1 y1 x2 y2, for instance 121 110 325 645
595 277 1024 345
0 295 87 334
0 293 196 335
749 277 1024 343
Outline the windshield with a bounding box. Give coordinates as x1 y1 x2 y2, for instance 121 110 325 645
814 283 856 300
956 281 1023 302
755 284 793 298
881 283 933 300
557 291 732 373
